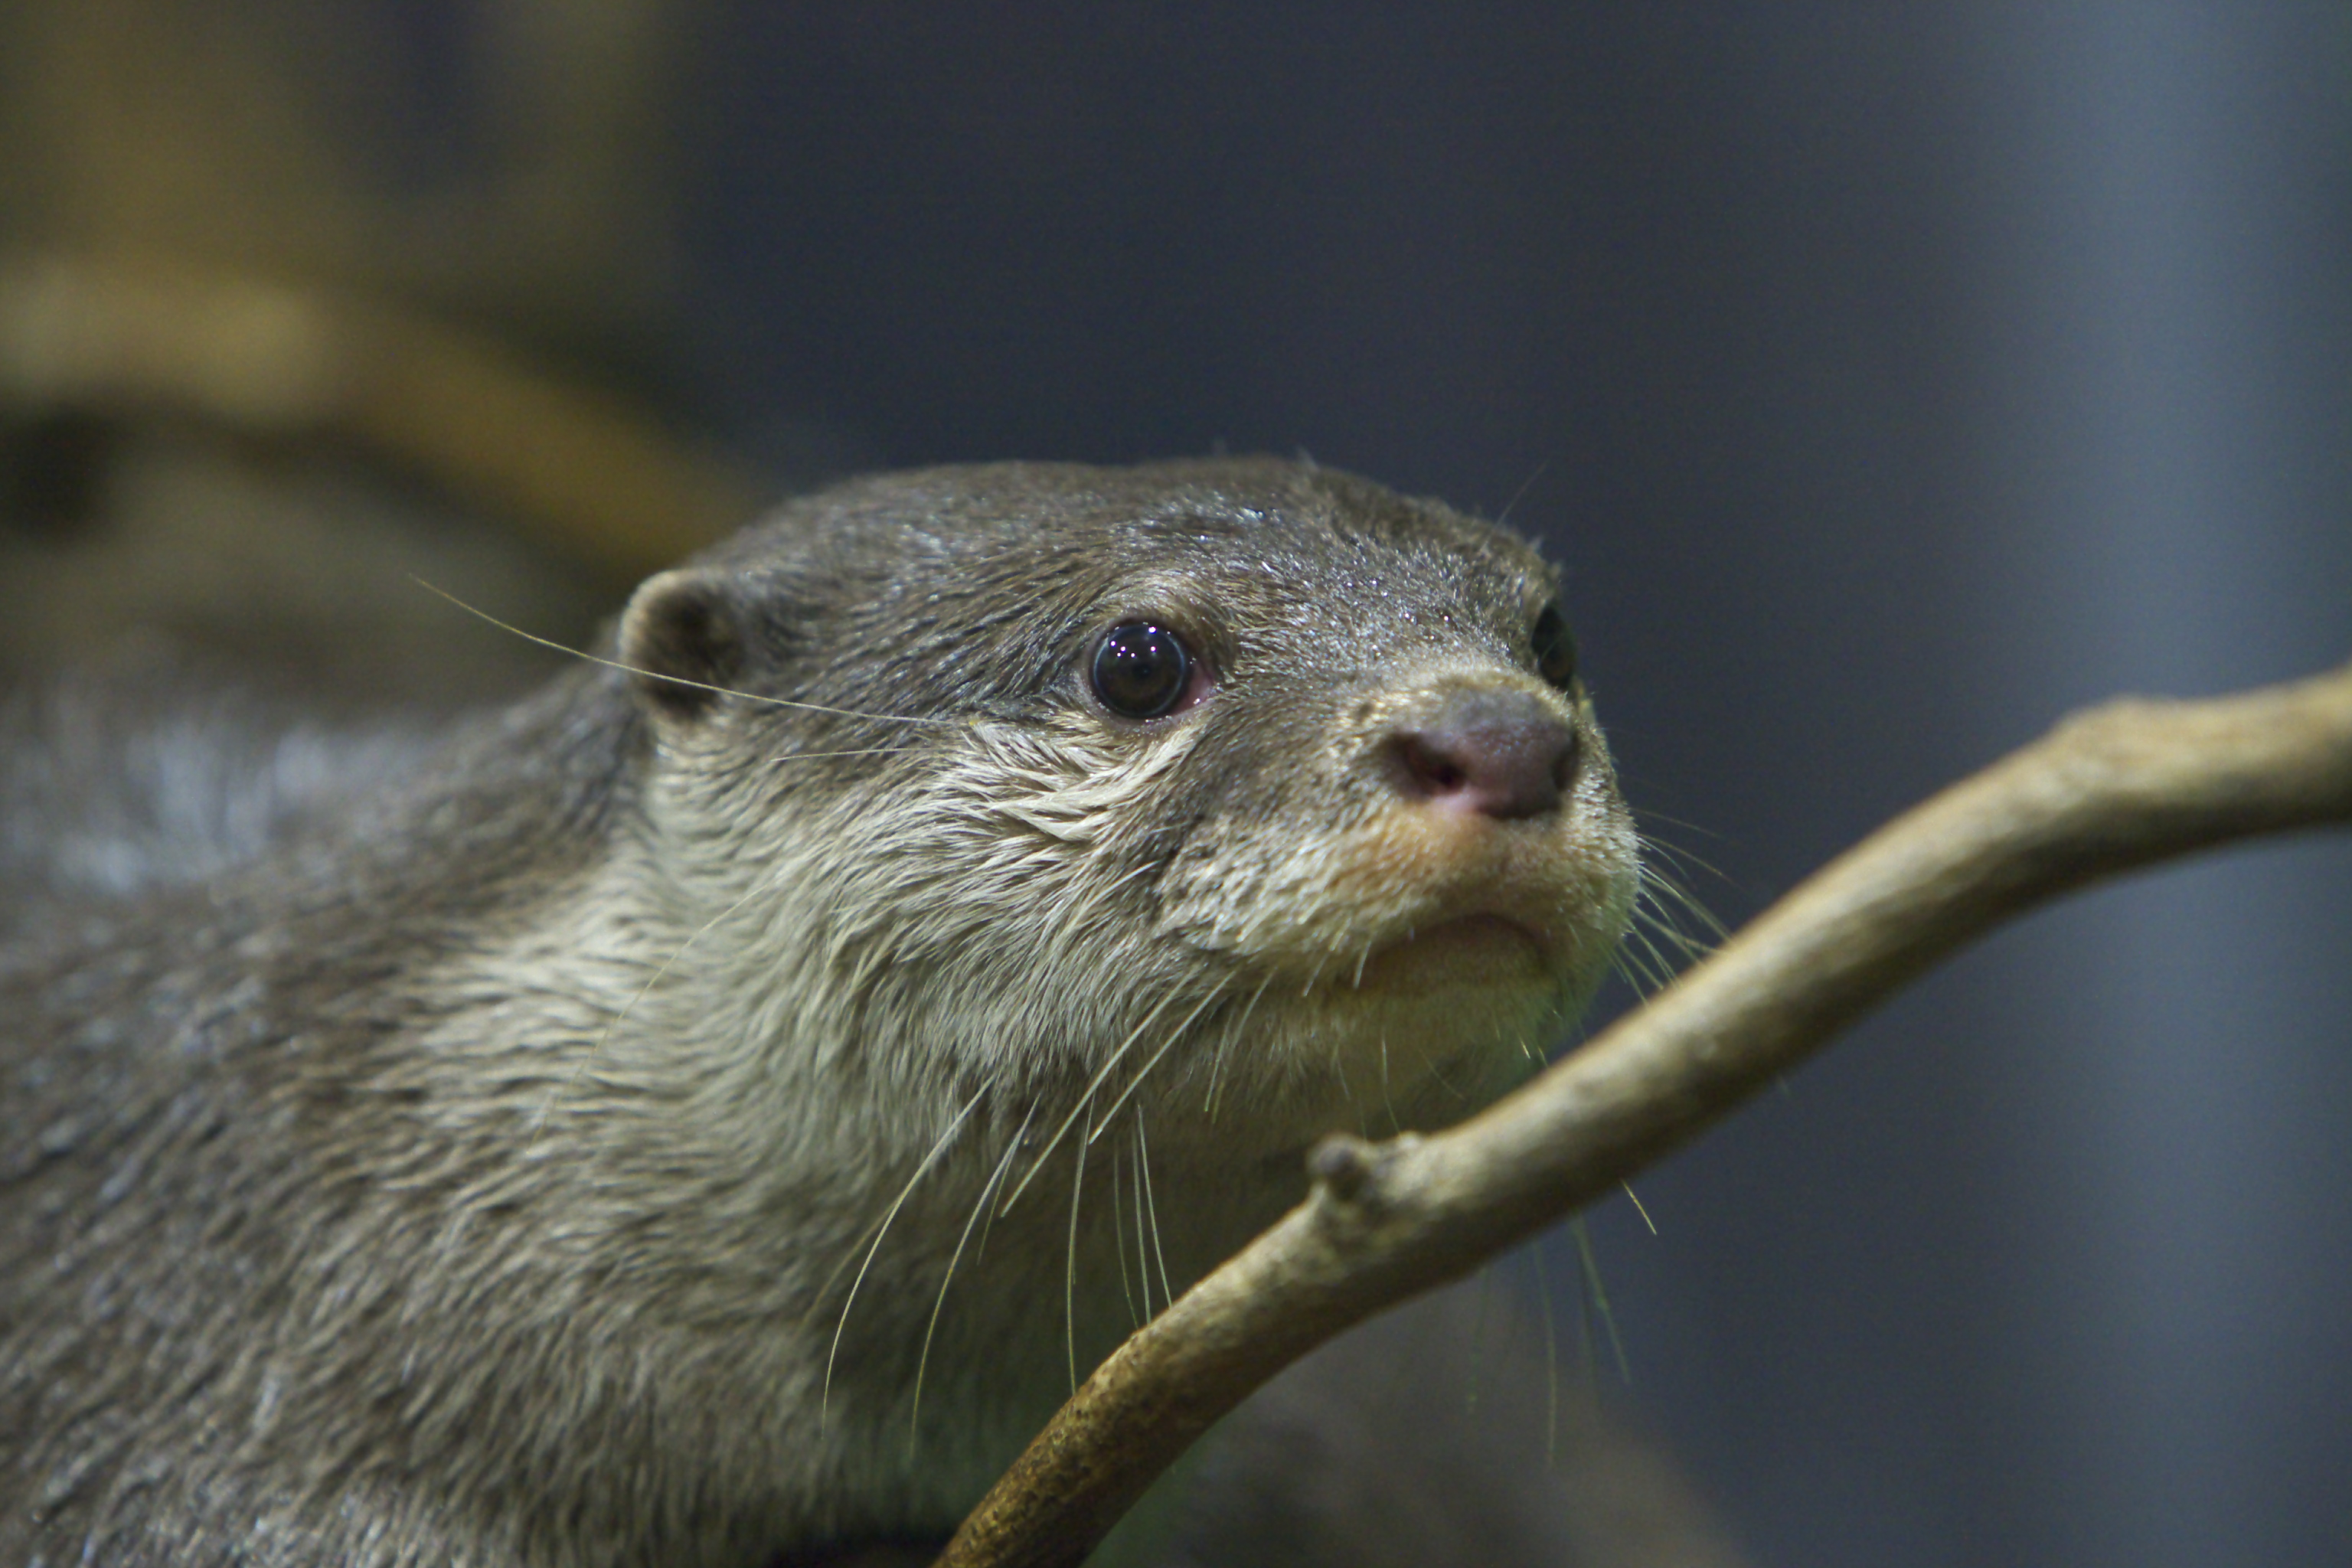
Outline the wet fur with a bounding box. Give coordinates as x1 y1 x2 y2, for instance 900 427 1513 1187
1 458 1637 1565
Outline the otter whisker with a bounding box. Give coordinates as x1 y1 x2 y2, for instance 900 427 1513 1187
1493 459 1550 531
1632 818 1729 875
1634 884 1720 962
1377 1031 1402 1134
1634 927 1708 980
1086 977 1233 1142
906 1098 1034 1452
1108 1142 1138 1327
1639 870 1723 939
412 577 950 728
969 1113 1023 1269
822 1085 988 1426
1601 830 1726 1002
1633 831 1729 944
1135 1111 1174 1315
1620 1181 1658 1235
1629 913 1706 975
1633 921 1686 982
1624 909 1674 969
1420 1053 1465 1102
1000 985 1190 1214
1119 1134 1144 1320
1203 972 1274 1120
1613 950 1662 998
1351 939 1374 990
1629 802 1722 840
1065 1099 1093 1393
1609 928 1674 998
1569 1216 1631 1383
1128 1119 1152 1316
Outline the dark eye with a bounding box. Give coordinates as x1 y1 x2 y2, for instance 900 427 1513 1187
1530 603 1578 691
1091 621 1195 720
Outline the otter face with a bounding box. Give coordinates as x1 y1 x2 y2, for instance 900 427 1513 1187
616 457 1636 1159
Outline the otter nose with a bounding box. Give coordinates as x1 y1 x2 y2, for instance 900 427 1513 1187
1386 688 1579 820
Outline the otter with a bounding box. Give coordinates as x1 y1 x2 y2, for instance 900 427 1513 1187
0 458 1639 1566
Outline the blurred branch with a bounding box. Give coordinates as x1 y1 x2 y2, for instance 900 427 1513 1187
0 251 763 581
940 658 2352 1568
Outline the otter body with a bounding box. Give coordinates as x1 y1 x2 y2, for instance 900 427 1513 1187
1 459 1638 1565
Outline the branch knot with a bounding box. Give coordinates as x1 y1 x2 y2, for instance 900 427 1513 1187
1307 1132 1385 1207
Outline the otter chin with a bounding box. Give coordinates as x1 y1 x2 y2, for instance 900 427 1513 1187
1360 913 1554 988
1241 911 1609 1135
2 456 1637 1566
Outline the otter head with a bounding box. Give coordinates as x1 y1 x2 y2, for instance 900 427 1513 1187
610 457 1637 1172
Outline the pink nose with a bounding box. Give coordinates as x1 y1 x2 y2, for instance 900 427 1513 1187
1387 689 1579 820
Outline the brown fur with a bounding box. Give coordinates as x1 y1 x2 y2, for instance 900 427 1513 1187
1 458 1637 1565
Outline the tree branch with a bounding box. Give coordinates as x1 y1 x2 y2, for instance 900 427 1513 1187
0 251 763 582
939 658 2352 1568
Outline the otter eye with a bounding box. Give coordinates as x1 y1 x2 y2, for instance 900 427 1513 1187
1091 622 1194 720
1530 603 1578 691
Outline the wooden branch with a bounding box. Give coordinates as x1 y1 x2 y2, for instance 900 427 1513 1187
0 251 765 582
940 658 2352 1568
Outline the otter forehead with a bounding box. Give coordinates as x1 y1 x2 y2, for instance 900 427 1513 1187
697 457 1558 726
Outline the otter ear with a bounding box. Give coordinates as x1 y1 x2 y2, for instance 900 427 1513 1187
617 569 746 720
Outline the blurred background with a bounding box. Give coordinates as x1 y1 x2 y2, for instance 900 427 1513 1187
2 5 2347 1564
